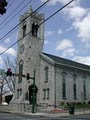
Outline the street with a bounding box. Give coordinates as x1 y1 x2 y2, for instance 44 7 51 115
1 112 90 120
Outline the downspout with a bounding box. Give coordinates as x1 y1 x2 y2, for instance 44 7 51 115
54 65 56 108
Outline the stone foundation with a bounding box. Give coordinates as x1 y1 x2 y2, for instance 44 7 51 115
0 103 32 113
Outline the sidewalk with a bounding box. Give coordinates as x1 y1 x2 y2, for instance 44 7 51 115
24 109 90 118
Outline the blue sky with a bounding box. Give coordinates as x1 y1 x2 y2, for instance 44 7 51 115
0 0 90 69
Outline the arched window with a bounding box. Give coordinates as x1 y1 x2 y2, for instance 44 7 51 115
22 24 26 37
32 22 39 37
18 60 23 83
25 92 29 100
82 76 87 100
47 88 50 99
17 88 22 99
43 88 46 100
17 89 19 99
73 74 77 99
62 72 67 99
44 66 49 83
20 88 22 96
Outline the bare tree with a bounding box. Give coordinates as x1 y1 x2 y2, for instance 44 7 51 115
3 56 17 73
3 56 17 93
0 55 17 104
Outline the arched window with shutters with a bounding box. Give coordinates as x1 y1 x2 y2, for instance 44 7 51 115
18 60 23 83
44 66 49 83
73 74 77 99
62 72 67 99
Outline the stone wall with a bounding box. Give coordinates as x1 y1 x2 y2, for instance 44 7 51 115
0 103 32 113
40 57 55 105
55 65 90 105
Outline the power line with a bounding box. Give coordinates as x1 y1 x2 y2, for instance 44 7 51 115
0 0 14 18
0 0 52 43
0 0 26 28
0 0 52 44
0 0 33 31
0 0 50 43
40 0 74 26
0 0 74 56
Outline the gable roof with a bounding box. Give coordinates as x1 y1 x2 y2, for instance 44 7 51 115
43 53 90 72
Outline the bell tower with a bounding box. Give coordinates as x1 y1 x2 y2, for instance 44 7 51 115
14 6 44 103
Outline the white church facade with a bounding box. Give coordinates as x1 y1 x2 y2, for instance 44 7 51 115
13 6 90 107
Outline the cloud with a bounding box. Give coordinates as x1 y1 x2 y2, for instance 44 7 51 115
61 0 90 46
62 48 75 57
56 39 75 57
57 29 62 34
41 0 80 6
4 38 11 43
56 39 73 50
58 0 81 6
73 13 90 43
41 0 60 5
64 6 87 20
0 46 17 57
0 56 3 65
73 56 90 66
44 40 49 45
45 29 62 37
7 48 17 57
45 30 55 37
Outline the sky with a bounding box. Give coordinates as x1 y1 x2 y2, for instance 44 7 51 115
0 0 90 70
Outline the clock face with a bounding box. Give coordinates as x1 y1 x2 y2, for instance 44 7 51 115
19 44 24 54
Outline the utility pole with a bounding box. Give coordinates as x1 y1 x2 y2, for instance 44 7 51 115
27 69 37 113
32 69 36 113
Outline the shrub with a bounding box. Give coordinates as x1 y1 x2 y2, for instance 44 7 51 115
60 101 65 106
88 101 90 104
77 102 82 105
66 102 70 106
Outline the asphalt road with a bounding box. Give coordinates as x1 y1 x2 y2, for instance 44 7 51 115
0 112 90 120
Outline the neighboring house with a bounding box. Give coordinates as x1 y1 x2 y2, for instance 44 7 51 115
13 6 90 107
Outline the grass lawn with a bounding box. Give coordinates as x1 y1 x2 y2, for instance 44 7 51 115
64 104 90 110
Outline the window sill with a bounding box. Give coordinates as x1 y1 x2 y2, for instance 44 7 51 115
74 98 77 100
84 98 87 100
62 97 67 100
44 81 48 83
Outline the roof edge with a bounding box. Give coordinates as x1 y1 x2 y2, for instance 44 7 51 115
40 53 55 65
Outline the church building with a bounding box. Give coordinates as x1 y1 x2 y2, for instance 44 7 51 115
14 6 90 107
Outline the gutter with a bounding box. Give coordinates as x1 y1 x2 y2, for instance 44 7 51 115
55 62 90 73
